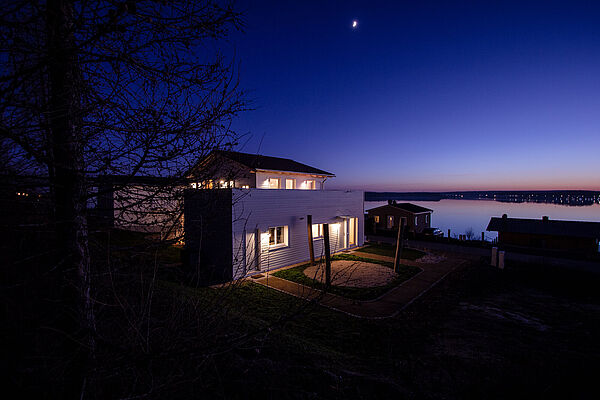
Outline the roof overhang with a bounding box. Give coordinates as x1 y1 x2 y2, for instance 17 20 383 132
253 168 335 178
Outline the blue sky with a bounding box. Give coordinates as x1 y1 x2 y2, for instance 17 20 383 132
227 0 600 191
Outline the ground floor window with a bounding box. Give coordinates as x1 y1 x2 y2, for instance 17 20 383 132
268 226 288 247
312 223 324 239
387 215 394 229
374 215 380 223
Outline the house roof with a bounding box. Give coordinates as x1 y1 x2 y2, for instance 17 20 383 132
486 216 600 239
210 150 335 176
368 202 433 214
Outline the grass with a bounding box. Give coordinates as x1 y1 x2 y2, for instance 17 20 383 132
357 243 426 260
271 253 421 301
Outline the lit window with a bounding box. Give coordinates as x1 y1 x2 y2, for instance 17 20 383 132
229 180 234 188
268 178 280 189
190 182 197 189
305 180 316 190
268 226 287 247
387 215 394 229
312 223 324 239
374 216 380 223
241 185 250 189
285 178 296 189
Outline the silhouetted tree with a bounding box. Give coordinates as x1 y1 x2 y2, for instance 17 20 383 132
1 0 246 396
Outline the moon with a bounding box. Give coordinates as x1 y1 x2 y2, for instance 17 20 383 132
352 20 358 29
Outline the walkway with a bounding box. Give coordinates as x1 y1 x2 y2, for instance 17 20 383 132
252 251 466 319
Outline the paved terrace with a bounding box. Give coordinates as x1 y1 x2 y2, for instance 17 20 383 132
252 249 466 319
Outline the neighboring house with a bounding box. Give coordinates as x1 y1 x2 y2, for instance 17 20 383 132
187 150 335 190
487 214 600 253
366 201 432 235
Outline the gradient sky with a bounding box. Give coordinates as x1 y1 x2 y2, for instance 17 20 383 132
228 0 600 191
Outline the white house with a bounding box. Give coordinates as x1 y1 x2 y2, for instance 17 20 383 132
184 151 364 283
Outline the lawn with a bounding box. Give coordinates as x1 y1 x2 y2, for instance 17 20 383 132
357 243 425 260
271 253 421 300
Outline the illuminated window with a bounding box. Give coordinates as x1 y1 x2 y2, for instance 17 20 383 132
268 226 287 247
268 178 280 189
190 182 197 189
374 216 380 223
285 178 296 189
414 216 418 225
312 223 323 239
305 180 316 190
241 185 250 189
387 216 394 229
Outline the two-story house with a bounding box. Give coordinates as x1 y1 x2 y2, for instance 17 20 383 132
184 151 364 284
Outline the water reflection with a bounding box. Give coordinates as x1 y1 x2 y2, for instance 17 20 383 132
365 199 600 240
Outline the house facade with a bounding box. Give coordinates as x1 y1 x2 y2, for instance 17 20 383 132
366 201 432 236
184 152 364 284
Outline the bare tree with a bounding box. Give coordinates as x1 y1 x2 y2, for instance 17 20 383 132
1 0 246 396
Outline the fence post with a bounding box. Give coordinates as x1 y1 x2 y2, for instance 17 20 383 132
481 232 485 242
394 221 404 273
448 229 451 242
307 215 315 265
491 247 498 267
498 251 505 270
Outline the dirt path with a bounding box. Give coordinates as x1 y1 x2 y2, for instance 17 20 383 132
253 251 466 319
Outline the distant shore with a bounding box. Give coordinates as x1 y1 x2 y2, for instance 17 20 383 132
365 190 600 206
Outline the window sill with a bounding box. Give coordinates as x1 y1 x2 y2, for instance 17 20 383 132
268 244 288 251
313 236 324 240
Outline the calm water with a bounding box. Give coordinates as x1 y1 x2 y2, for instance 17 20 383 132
365 199 600 240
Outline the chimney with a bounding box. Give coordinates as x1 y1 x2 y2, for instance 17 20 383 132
542 216 549 221
502 214 508 219
388 199 393 205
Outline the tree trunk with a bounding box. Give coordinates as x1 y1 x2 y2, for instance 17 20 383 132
46 0 95 395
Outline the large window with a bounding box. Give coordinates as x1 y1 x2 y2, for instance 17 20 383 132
268 226 287 247
285 178 296 189
304 179 316 190
312 223 324 239
387 215 394 229
268 178 281 189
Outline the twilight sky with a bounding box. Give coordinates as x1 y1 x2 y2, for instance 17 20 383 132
228 0 600 191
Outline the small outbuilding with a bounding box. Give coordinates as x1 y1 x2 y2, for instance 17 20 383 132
486 214 600 254
366 201 433 236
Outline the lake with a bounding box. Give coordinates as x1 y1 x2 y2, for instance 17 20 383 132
365 199 600 240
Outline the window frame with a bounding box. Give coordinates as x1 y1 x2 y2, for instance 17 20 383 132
311 223 324 239
268 177 281 189
268 225 288 249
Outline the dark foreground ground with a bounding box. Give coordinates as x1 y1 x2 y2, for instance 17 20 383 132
209 259 599 399
4 231 599 399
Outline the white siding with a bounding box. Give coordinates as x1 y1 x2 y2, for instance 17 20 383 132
255 171 327 190
230 189 364 278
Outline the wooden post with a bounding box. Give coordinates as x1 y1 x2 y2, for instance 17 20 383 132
323 223 331 286
448 229 451 242
394 221 404 273
307 215 315 265
481 232 485 242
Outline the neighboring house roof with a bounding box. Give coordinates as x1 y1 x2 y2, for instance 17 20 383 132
368 202 433 214
487 216 600 239
209 150 335 176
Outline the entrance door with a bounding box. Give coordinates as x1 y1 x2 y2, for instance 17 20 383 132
347 217 357 247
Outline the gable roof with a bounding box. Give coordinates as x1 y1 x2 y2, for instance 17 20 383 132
211 150 335 176
368 202 433 214
486 216 600 239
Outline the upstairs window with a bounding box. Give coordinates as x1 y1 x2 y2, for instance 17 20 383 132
268 178 281 189
305 180 316 190
285 178 296 189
